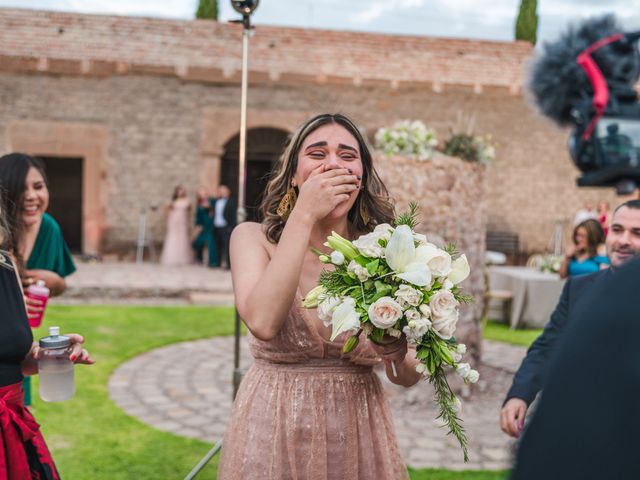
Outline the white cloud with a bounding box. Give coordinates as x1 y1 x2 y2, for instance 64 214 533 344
351 0 425 24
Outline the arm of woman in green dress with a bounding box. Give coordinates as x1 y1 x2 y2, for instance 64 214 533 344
23 269 66 296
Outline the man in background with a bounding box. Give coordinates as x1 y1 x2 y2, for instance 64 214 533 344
212 185 236 269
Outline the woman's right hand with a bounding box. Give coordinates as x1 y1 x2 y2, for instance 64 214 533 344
24 294 44 321
294 165 360 222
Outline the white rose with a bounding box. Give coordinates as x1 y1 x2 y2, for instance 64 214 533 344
352 232 384 258
415 363 429 376
432 310 458 339
317 296 341 325
329 297 361 341
404 308 421 322
456 343 467 355
402 317 431 344
330 251 345 265
394 284 422 308
424 245 452 277
448 254 470 285
347 260 370 282
452 351 462 363
465 369 480 384
368 296 403 330
456 362 471 378
429 290 459 319
373 223 394 241
418 304 432 319
442 279 454 291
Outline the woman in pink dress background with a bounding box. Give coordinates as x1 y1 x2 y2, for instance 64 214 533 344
219 114 421 479
160 185 193 266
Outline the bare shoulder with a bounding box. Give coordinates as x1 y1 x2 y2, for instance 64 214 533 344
232 221 264 239
231 222 271 250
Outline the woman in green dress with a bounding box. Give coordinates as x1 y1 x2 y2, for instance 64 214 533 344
192 187 219 267
0 153 76 406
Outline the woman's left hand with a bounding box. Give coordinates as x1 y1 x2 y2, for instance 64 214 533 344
30 334 95 365
66 334 95 364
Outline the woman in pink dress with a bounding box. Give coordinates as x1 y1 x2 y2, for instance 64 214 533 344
160 185 193 266
219 114 420 479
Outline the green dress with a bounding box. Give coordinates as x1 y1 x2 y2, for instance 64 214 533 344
24 213 76 405
26 213 76 277
192 203 219 267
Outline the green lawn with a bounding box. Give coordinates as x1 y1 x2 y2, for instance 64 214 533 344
32 305 507 479
482 320 543 347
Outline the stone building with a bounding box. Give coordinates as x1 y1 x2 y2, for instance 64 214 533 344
0 8 627 256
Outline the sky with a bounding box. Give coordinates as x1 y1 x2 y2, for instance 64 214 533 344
0 0 639 45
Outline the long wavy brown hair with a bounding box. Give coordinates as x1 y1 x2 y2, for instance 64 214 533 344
261 113 395 244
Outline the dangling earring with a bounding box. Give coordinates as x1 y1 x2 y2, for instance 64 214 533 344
277 182 297 220
359 200 371 227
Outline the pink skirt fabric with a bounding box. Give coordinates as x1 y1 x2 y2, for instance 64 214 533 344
218 359 409 480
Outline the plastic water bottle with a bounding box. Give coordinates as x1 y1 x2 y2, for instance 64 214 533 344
26 280 50 328
38 326 75 402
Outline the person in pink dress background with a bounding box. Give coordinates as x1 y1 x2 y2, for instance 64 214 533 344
160 185 193 266
219 113 420 479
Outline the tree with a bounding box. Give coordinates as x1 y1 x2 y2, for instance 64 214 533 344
196 0 218 20
515 0 538 44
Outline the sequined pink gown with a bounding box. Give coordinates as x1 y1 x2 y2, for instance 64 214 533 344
218 290 409 480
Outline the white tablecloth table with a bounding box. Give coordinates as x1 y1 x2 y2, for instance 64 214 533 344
488 266 566 329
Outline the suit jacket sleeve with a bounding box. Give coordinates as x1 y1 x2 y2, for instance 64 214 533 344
504 278 572 405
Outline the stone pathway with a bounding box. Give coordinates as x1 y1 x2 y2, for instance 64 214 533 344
55 261 234 305
109 338 526 471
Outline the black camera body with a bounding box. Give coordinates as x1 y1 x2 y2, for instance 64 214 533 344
570 91 640 194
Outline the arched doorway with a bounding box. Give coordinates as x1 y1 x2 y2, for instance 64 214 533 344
221 127 289 222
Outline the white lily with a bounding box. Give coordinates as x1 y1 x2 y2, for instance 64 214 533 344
330 297 361 341
385 225 432 287
448 254 470 285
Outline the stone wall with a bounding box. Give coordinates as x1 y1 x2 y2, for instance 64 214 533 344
376 152 487 358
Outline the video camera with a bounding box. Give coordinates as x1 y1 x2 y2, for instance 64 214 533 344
530 15 640 194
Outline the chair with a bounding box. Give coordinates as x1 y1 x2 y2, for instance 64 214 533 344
482 267 513 324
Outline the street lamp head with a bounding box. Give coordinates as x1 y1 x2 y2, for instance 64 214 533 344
231 0 259 16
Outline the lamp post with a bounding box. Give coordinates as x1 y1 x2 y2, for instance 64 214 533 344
230 0 259 400
183 5 260 477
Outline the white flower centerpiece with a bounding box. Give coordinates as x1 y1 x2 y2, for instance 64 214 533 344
302 203 478 461
374 120 439 161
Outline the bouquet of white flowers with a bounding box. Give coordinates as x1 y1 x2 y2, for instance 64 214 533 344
302 204 478 461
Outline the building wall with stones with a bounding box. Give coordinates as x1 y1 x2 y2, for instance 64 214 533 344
0 8 633 255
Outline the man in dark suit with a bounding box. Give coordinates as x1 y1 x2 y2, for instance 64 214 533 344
510 255 640 480
212 184 237 269
500 199 640 437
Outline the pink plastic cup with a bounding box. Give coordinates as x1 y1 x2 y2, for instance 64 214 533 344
26 280 50 328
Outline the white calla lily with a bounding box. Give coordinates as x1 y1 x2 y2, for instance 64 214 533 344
329 298 361 341
448 254 470 285
385 225 432 287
